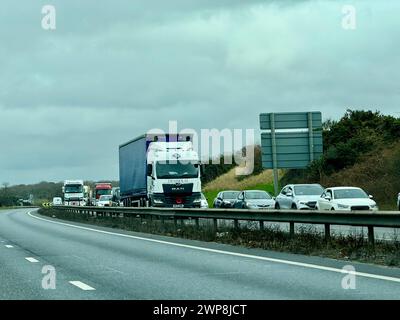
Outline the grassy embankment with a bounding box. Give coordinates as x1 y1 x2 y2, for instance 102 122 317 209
202 169 281 207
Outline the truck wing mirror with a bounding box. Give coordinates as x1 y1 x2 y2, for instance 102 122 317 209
147 164 153 176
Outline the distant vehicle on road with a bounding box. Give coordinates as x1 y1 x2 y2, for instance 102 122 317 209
213 191 241 208
316 187 378 211
275 184 324 210
234 190 275 210
63 180 86 206
111 187 122 206
97 195 113 207
95 183 112 205
200 193 209 208
52 197 63 206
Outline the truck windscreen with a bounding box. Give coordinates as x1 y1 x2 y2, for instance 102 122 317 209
65 185 83 193
96 189 112 196
156 162 199 179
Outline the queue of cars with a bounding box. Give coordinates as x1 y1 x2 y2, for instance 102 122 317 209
211 184 381 211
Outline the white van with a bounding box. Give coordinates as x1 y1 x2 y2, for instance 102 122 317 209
52 197 63 206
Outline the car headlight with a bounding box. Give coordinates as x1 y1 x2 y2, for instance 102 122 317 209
370 204 378 209
222 200 231 205
298 201 307 205
246 202 257 208
338 204 350 209
193 198 201 203
153 198 164 204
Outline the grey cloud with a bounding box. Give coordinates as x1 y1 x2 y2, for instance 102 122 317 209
1 0 399 184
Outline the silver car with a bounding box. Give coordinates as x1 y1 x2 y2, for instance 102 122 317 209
275 184 324 210
234 190 275 210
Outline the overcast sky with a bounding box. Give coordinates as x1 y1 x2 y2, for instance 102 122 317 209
1 0 399 185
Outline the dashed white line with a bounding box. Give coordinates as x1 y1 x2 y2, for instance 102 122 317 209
69 281 95 291
25 257 39 263
27 210 400 284
5 245 13 248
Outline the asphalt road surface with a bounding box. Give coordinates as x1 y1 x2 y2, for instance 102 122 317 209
1 208 400 300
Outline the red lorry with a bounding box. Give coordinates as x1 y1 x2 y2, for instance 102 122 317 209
95 183 112 204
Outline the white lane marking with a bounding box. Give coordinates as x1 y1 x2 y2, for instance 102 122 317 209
27 211 400 284
69 281 95 291
25 257 39 263
5 245 13 248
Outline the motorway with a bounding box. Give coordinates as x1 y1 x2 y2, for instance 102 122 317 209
1 208 400 299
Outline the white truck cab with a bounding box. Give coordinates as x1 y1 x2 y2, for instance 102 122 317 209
146 141 202 207
63 180 86 206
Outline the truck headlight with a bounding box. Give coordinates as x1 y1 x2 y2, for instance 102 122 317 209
153 198 164 204
338 204 350 209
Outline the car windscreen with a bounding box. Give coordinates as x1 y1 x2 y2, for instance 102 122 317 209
222 191 240 199
65 185 83 193
99 195 112 201
246 191 271 200
156 161 199 179
294 185 324 196
334 189 368 199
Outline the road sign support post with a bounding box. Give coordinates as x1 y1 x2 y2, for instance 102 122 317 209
308 112 314 162
270 113 279 196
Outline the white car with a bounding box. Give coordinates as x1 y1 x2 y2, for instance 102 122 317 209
317 187 378 211
52 197 63 206
97 195 113 207
200 193 209 208
275 184 324 210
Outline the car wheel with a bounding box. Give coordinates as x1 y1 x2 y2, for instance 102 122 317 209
331 207 335 211
275 202 280 209
291 204 297 210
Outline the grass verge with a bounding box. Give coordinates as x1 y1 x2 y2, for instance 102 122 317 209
39 208 400 268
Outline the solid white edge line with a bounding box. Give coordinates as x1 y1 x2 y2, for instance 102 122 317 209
69 281 95 291
5 245 13 248
25 257 39 263
27 211 400 284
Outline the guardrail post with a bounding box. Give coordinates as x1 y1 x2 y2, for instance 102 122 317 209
368 226 375 246
259 221 264 231
233 219 239 230
174 217 178 229
213 218 218 232
289 222 295 238
195 218 199 229
325 224 331 242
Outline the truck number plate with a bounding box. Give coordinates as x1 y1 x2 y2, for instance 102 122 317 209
173 204 184 208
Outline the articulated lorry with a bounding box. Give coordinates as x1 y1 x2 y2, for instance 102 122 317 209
63 180 87 206
119 133 202 207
